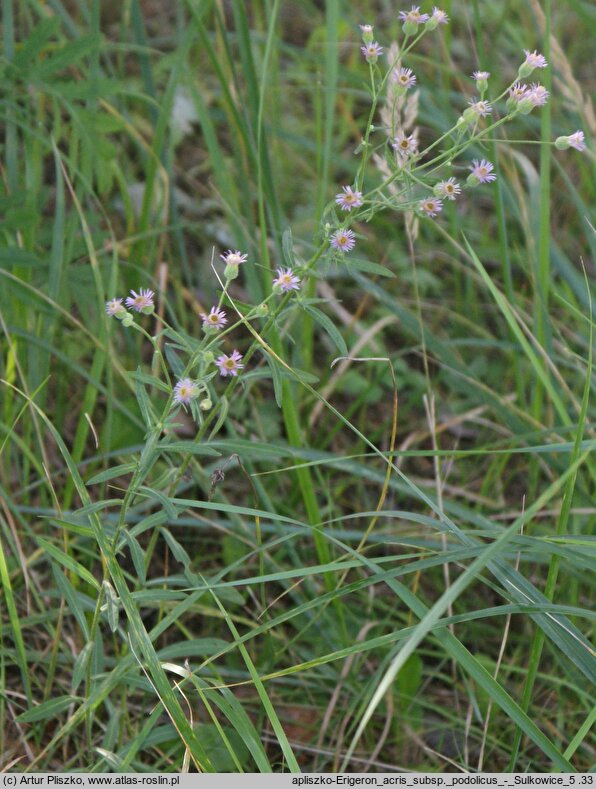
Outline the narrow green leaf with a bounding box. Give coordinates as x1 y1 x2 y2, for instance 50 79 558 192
134 370 155 429
157 440 221 457
17 695 80 723
303 304 348 357
102 579 120 633
208 395 229 441
282 227 295 267
128 370 171 393
347 257 396 278
124 532 147 585
261 350 283 407
86 463 137 485
139 486 179 521
161 528 191 569
72 642 94 692
39 537 100 590
52 566 91 640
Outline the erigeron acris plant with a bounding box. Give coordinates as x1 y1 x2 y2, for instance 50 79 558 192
106 6 587 441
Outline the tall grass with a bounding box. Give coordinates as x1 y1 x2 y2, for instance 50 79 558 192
0 0 594 774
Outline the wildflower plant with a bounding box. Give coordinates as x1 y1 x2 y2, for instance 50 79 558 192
3 0 593 775
104 5 587 457
101 36 592 762
99 9 589 557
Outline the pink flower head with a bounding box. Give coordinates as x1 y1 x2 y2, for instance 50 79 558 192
220 250 248 267
527 83 549 107
335 185 364 212
419 197 443 217
105 298 124 316
555 131 587 152
399 6 430 24
201 306 227 330
393 67 417 90
330 228 356 253
431 7 449 24
125 288 154 312
509 82 529 102
472 71 490 81
392 132 418 158
361 41 383 61
567 131 587 151
467 98 493 117
468 159 497 184
273 267 301 292
434 178 461 201
523 50 548 70
215 350 244 377
173 377 199 405
359 24 374 35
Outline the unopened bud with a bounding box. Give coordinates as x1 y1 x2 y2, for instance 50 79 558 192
359 24 374 44
475 78 488 94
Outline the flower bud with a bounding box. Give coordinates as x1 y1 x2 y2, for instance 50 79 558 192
359 24 374 44
474 75 489 94
200 398 213 411
224 262 240 280
121 313 134 327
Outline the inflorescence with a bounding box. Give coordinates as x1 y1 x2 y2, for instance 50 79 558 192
327 6 587 253
105 5 587 426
